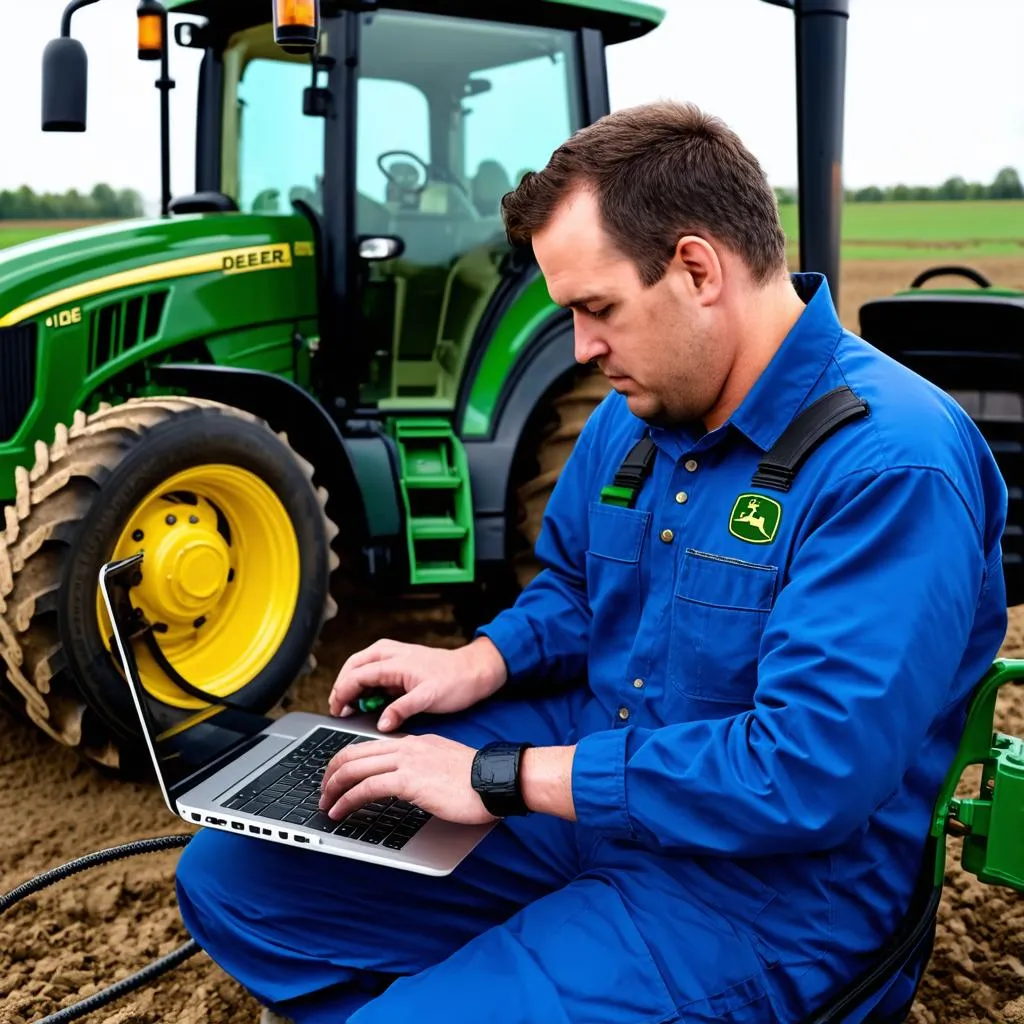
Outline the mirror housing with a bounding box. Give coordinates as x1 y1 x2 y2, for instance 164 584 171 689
41 36 88 132
358 236 405 262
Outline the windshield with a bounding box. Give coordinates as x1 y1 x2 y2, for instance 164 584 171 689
218 14 583 409
221 25 325 214
356 10 582 407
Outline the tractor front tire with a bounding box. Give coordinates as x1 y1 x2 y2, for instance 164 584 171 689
0 397 338 770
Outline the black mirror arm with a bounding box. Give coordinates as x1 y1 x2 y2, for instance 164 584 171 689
61 0 104 37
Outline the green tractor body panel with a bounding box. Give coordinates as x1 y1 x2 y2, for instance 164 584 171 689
459 273 565 438
0 213 319 503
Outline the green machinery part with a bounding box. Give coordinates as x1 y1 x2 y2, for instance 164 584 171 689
932 658 1024 891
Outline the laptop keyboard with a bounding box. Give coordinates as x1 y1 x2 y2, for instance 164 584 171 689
220 726 432 850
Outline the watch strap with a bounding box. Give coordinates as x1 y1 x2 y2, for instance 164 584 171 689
471 741 533 817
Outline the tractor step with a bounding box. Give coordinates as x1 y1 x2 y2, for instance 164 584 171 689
410 516 468 541
390 418 474 585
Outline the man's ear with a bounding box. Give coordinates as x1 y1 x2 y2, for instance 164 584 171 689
673 235 722 305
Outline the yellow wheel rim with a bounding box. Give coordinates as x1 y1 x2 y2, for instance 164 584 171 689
96 465 301 709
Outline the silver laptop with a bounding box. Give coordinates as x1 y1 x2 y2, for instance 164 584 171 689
98 553 496 876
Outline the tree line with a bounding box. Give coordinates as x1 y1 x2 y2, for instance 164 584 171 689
0 184 145 220
775 166 1024 204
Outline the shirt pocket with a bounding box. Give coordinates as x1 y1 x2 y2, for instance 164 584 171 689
586 502 650 636
668 547 778 714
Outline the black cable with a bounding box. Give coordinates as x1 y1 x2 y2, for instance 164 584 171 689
1 834 199 1024
32 941 202 1024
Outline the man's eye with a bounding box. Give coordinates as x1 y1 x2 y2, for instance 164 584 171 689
588 307 611 320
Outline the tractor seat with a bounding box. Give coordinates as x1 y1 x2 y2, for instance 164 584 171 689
859 291 1024 606
472 159 513 217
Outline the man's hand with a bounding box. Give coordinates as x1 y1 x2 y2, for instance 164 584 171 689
319 734 496 825
328 636 508 731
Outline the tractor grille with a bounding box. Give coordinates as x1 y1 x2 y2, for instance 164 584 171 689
88 290 168 372
0 322 39 443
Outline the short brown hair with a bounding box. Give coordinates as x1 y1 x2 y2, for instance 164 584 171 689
501 100 787 286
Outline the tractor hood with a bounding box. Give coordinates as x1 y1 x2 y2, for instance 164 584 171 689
0 214 315 329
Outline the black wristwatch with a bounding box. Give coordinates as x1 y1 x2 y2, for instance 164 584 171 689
471 741 533 817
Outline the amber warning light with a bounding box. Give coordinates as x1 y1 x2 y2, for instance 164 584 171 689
273 0 320 54
137 0 164 61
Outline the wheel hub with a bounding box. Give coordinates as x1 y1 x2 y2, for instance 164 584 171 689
133 503 230 625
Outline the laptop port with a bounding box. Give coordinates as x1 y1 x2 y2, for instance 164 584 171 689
191 813 202 822
249 825 260 834
205 817 226 826
262 828 272 836
278 831 288 839
231 822 244 831
294 835 309 844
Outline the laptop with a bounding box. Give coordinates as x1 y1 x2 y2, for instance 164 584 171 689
98 552 496 876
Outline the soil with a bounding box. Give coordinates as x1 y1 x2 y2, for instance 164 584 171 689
2 258 1024 1024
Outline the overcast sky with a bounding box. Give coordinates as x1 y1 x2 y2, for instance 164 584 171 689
1 0 1021 213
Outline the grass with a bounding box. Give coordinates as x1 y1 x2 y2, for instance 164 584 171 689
0 220 110 250
779 200 1024 261
4 202 1024 261
0 225 73 248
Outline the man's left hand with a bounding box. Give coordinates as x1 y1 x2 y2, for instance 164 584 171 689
319 734 497 825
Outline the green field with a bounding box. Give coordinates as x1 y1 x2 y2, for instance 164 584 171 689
0 225 77 248
0 220 110 250
780 200 1024 261
3 201 1024 261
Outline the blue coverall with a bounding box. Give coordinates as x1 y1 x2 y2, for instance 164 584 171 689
176 273 1009 1023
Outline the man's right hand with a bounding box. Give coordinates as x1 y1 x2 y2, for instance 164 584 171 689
328 636 508 732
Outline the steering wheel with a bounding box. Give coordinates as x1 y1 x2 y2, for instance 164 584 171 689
910 265 992 289
378 150 430 195
376 149 473 200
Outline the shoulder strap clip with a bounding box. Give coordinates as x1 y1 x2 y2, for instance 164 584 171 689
600 434 657 508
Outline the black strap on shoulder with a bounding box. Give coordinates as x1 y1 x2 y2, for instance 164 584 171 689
600 434 657 508
752 385 869 493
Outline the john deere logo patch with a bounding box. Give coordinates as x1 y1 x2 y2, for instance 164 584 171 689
729 493 782 544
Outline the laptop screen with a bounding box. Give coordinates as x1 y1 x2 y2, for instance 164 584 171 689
99 554 274 812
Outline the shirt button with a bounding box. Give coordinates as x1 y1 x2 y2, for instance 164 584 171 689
618 707 630 720
675 491 688 504
660 528 674 543
633 678 645 689
684 459 699 472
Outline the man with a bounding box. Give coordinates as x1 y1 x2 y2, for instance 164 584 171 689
175 101 1008 1024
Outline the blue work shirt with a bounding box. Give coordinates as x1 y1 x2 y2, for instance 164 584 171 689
478 272 1008 1015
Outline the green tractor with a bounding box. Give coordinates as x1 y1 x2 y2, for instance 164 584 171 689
2 0 661 769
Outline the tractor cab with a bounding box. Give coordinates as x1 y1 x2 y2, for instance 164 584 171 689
163 2 652 412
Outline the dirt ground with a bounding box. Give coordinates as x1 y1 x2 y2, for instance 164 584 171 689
2 258 1024 1024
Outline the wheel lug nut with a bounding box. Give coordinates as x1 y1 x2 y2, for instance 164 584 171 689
166 514 177 525
193 616 206 629
132 529 144 542
189 515 199 524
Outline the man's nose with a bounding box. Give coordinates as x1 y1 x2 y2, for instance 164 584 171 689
573 316 608 365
